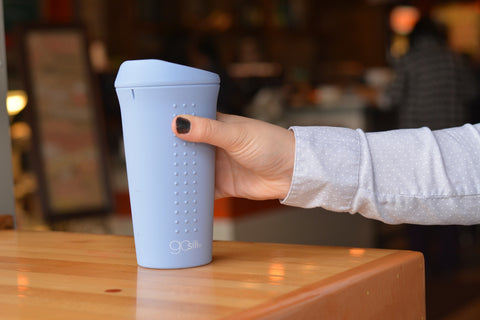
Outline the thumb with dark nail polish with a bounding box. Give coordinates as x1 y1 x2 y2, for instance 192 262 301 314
176 117 191 134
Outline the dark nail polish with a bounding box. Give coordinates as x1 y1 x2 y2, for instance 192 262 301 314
176 117 191 134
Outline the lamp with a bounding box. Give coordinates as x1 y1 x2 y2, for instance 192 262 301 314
6 90 27 116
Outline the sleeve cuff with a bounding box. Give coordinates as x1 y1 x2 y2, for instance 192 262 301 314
281 126 361 212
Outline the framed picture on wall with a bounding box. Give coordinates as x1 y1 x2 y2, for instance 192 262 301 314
20 25 113 221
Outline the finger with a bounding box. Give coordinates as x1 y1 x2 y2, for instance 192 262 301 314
172 114 239 150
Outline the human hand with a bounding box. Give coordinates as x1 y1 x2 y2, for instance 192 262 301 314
171 113 295 200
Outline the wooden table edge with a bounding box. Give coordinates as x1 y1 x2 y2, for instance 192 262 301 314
224 250 426 320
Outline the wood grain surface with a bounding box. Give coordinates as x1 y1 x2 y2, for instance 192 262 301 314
0 231 425 319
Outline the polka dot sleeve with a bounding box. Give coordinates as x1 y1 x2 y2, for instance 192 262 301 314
281 124 480 225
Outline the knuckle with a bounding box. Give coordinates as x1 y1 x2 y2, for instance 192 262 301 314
198 117 215 141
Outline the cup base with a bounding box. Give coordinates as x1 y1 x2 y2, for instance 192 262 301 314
137 257 213 269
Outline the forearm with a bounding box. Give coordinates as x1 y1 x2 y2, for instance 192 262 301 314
282 124 480 225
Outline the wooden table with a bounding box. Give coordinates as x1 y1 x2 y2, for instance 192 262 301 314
0 231 425 319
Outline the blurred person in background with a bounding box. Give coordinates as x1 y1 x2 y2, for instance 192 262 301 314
382 16 478 130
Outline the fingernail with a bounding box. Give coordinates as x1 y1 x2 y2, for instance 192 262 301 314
176 117 190 134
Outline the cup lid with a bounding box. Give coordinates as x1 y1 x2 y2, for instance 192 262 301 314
114 59 220 88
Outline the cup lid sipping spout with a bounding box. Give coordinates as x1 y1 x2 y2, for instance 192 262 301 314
114 59 220 88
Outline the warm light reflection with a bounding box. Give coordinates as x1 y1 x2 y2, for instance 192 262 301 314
240 281 260 289
17 273 30 298
301 263 316 271
268 263 285 284
349 248 366 258
7 90 28 116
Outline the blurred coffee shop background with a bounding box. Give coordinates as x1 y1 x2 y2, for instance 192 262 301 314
3 0 480 317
